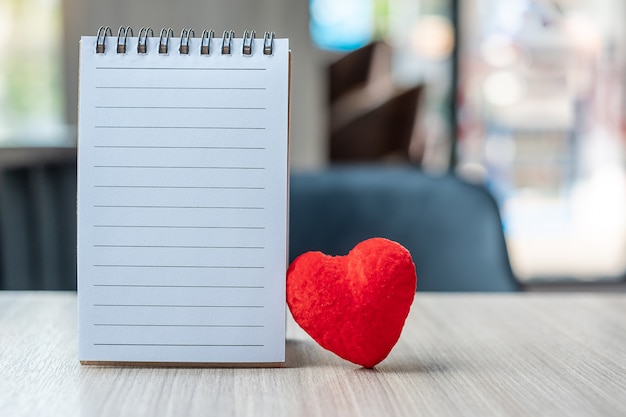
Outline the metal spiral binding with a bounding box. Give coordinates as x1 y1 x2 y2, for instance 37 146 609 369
242 31 256 56
137 27 153 54
179 29 194 55
95 26 112 53
263 31 275 55
96 27 277 56
159 28 174 54
116 26 133 54
200 29 214 55
221 30 235 55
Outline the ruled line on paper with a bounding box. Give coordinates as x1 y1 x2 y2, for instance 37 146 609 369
92 205 264 209
96 86 266 90
93 323 265 328
93 265 264 269
94 126 265 130
95 105 266 110
93 284 264 289
93 165 265 169
93 244 265 249
93 185 265 189
93 224 265 229
95 67 267 71
93 344 265 347
93 304 265 308
93 146 266 150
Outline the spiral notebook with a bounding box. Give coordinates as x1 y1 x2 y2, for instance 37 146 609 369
77 27 290 366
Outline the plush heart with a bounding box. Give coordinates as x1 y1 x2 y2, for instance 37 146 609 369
286 237 417 368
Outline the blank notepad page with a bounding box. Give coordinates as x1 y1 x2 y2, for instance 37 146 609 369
77 34 289 364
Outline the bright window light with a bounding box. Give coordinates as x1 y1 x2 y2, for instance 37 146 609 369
0 0 66 145
310 0 373 51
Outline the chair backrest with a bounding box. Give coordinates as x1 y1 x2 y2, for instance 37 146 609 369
329 86 423 162
0 154 518 292
328 42 386 104
0 148 77 290
289 167 519 292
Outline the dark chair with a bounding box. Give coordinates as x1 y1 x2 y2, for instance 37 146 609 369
328 41 392 104
329 86 423 162
289 166 519 292
0 148 77 290
0 151 518 292
327 42 424 164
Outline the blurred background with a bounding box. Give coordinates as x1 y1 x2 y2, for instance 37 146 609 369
1 0 626 289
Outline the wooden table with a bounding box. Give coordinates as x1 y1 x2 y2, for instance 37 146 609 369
1 292 625 417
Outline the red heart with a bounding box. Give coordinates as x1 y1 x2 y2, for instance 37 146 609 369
286 238 417 368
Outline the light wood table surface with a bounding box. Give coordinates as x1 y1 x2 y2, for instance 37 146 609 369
1 292 624 417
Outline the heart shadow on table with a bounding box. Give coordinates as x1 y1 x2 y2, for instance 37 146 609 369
286 338 455 374
361 358 455 374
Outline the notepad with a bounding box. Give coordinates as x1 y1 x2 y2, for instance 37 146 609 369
77 29 289 365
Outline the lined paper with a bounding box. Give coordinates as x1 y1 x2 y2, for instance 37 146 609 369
77 35 289 364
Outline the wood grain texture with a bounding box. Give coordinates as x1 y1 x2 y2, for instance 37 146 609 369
1 292 625 417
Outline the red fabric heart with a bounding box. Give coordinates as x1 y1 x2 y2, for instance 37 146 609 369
286 237 417 368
